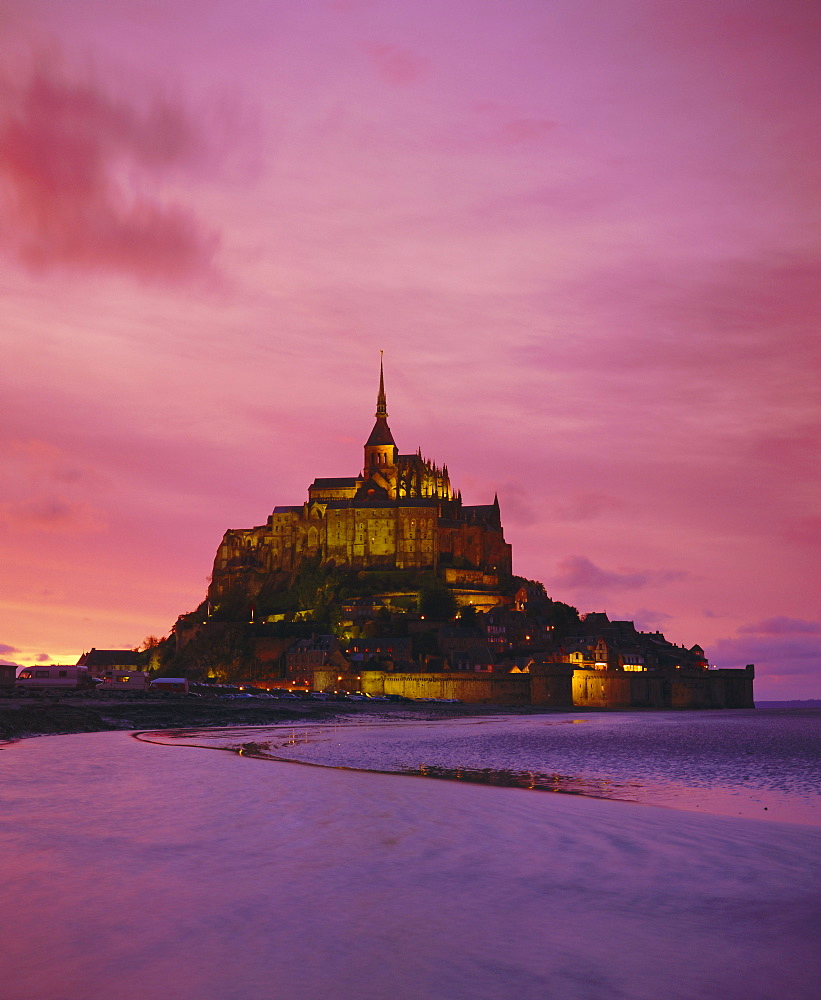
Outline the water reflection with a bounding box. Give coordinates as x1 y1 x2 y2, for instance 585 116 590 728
404 763 637 799
137 709 821 825
140 730 638 801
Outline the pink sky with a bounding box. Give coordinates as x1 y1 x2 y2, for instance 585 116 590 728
1 0 818 699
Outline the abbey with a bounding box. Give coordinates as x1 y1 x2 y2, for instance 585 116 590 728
171 363 755 710
209 360 512 606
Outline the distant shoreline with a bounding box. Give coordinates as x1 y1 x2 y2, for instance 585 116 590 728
2 697 812 744
755 700 821 708
0 697 566 742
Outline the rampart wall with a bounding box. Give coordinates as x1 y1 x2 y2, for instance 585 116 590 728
314 665 754 709
362 671 532 705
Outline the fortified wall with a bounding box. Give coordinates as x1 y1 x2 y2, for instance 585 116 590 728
313 665 755 710
571 665 755 709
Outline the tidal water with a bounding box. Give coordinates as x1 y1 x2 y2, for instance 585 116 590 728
3 722 820 1000
143 707 821 825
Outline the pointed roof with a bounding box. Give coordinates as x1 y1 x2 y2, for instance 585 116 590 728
366 352 396 447
376 351 387 419
366 420 396 446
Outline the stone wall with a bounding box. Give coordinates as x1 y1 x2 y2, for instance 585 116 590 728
311 665 754 709
572 667 755 710
370 671 531 704
572 670 633 708
529 664 575 707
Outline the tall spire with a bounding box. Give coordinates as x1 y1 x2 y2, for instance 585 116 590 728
364 350 396 458
376 350 387 418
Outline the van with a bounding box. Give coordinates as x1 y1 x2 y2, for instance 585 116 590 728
98 670 151 691
16 665 94 691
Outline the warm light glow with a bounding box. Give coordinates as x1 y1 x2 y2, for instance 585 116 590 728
0 2 813 701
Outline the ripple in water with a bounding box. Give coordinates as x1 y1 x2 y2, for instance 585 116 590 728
139 708 821 825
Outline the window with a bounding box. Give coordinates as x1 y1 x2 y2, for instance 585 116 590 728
58 670 68 678
35 670 50 678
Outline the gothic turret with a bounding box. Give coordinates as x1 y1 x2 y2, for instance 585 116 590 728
364 353 397 473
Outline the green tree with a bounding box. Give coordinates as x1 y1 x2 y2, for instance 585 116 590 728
418 582 457 620
545 601 581 630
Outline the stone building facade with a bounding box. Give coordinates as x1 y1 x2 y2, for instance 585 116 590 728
209 360 512 606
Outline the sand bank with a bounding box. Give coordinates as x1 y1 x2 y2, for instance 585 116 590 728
1 730 818 1000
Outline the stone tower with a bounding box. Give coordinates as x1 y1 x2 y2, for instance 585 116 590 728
363 353 398 476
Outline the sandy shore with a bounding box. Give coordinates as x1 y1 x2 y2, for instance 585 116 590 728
0 727 819 1000
0 695 562 741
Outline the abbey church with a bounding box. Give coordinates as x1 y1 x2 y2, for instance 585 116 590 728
172 360 755 710
209 360 512 608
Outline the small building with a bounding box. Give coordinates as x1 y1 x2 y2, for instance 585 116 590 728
286 635 348 686
449 647 495 672
562 638 610 670
0 663 17 688
617 651 646 672
150 677 189 694
347 636 413 664
77 648 142 677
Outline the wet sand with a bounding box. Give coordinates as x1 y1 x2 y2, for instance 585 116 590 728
0 695 560 742
1 729 819 1000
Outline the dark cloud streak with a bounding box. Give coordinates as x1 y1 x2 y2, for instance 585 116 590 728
0 63 219 282
554 555 688 593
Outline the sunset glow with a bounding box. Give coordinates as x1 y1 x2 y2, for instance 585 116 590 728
1 1 818 699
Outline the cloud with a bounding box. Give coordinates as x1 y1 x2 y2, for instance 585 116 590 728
520 252 821 407
708 635 821 677
3 438 99 487
498 119 558 144
554 555 686 592
328 0 371 10
738 617 820 636
36 653 51 662
495 483 539 526
628 608 674 631
0 437 108 534
782 517 821 547
0 64 219 282
0 643 19 655
365 44 428 85
0 499 107 534
554 492 625 522
0 660 20 668
709 609 820 678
